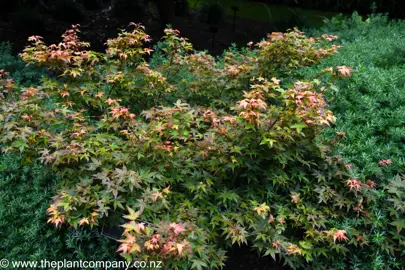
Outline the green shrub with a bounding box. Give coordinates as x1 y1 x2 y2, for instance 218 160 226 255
0 42 45 87
1 12 403 270
0 22 375 270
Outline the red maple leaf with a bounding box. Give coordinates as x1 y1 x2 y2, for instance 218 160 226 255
346 179 361 191
170 222 185 235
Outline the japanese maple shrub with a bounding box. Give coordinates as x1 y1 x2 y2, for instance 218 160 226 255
0 23 386 269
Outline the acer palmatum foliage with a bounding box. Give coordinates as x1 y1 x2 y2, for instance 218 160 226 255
0 23 380 269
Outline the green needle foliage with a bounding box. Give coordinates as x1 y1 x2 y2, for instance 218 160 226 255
0 42 46 87
0 154 121 265
302 12 405 181
298 12 405 269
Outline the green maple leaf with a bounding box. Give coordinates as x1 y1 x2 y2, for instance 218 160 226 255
2 131 16 143
87 158 102 171
12 139 28 153
291 124 307 135
191 259 207 270
391 220 405 233
123 207 140 221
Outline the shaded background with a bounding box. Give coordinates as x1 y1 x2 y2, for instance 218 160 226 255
0 0 401 56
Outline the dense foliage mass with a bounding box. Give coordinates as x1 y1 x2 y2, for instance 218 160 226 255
0 43 46 87
297 13 405 269
0 154 119 264
0 18 404 269
0 44 120 266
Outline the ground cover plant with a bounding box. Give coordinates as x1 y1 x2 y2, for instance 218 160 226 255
0 42 46 87
0 15 404 270
0 154 119 264
295 12 405 269
302 12 405 183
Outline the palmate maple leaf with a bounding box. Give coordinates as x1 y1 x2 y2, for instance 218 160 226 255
333 230 348 243
336 65 354 77
143 48 154 55
151 191 163 202
271 77 280 85
170 222 186 235
162 185 171 194
21 114 32 123
51 217 65 227
176 243 185 255
28 35 43 42
287 244 302 255
379 159 392 166
106 98 116 106
346 179 361 191
79 218 90 226
116 243 131 254
119 231 137 244
253 202 270 216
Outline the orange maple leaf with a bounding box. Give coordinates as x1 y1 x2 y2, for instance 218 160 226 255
21 114 32 123
151 191 163 202
336 66 354 77
80 217 91 226
333 230 348 243
106 98 116 105
176 243 185 255
287 244 302 255
116 243 131 254
271 77 280 85
119 231 137 244
60 91 70 98
162 185 170 194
